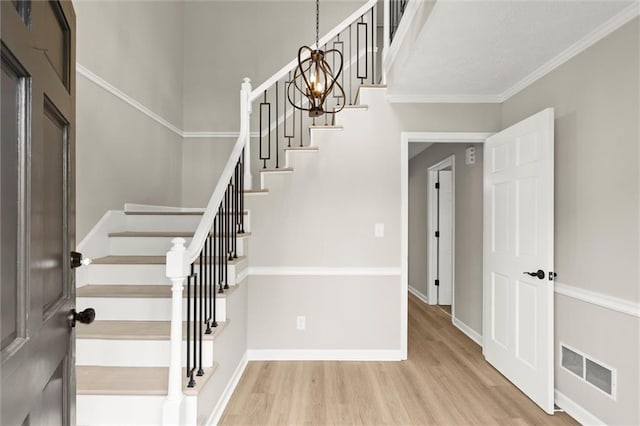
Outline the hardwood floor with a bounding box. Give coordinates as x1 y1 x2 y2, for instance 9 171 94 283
219 294 577 425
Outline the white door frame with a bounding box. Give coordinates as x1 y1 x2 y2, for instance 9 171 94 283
400 132 492 359
427 156 455 310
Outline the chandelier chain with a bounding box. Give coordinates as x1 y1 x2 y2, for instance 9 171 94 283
316 0 320 48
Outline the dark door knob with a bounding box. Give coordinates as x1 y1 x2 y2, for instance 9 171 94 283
68 308 95 328
523 269 545 280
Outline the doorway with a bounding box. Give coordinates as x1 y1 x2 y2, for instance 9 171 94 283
427 156 454 316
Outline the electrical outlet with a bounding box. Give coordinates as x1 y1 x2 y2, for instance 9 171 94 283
296 316 306 330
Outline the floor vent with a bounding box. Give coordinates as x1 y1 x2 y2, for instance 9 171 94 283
561 344 616 399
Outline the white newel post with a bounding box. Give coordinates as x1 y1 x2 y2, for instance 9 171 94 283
382 0 390 84
162 238 189 426
242 78 253 190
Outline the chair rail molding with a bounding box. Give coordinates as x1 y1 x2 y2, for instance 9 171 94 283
554 281 640 318
77 62 253 140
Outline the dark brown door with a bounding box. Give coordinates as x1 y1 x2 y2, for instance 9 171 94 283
1 1 76 424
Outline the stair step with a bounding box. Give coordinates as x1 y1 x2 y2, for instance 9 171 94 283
337 104 368 110
91 255 247 265
242 189 268 194
77 320 228 340
259 167 293 173
76 365 216 396
124 210 204 216
109 231 251 238
285 146 318 151
77 283 240 299
309 125 343 130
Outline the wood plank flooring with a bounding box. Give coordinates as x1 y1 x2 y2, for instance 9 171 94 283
219 294 577 425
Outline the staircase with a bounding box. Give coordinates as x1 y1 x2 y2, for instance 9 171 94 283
75 210 250 425
72 0 411 423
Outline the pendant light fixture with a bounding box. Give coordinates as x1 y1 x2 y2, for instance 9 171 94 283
287 0 345 117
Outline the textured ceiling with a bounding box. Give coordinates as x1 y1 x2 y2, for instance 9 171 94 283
387 0 636 101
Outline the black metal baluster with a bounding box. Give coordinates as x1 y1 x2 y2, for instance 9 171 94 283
211 217 218 326
233 163 239 259
204 234 212 334
218 205 224 294
224 185 230 289
187 265 196 387
259 90 271 169
349 23 353 105
299 103 303 147
285 71 294 148
197 251 204 376
275 82 280 168
371 7 375 85
239 150 245 234
357 16 368 85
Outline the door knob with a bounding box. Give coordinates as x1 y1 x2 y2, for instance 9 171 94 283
68 308 95 327
523 269 545 280
70 251 92 269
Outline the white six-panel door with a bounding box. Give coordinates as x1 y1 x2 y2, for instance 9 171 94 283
483 108 555 414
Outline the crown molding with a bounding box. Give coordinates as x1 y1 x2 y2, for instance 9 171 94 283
499 2 640 102
387 2 639 105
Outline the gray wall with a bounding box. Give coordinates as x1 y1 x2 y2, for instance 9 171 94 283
501 18 639 425
408 143 484 334
75 1 184 239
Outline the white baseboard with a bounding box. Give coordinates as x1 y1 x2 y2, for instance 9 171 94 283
408 285 429 304
206 352 249 426
247 349 402 361
452 317 483 347
554 390 606 426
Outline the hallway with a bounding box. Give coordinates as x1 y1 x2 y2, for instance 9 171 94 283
219 294 577 425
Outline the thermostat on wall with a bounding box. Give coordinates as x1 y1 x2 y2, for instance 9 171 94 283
465 146 476 165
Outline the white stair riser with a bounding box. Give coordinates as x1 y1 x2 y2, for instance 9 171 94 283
124 213 251 233
77 339 214 368
109 236 248 257
77 297 227 322
77 395 166 426
85 261 246 285
260 171 293 190
124 214 202 232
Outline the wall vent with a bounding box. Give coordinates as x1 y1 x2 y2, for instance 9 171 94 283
560 344 616 399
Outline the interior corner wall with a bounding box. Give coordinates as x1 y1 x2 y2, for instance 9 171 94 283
74 1 185 240
501 18 639 425
181 138 235 208
408 143 484 335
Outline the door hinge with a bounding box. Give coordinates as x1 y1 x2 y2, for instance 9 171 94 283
435 279 440 286
435 231 440 238
435 182 440 189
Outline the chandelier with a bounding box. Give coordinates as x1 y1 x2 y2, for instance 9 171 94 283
287 0 345 117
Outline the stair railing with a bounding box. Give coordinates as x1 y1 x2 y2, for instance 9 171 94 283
163 78 251 424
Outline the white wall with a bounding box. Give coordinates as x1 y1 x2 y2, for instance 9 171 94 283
501 18 639 425
74 1 184 239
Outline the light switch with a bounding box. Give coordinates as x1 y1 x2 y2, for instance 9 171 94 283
374 223 384 238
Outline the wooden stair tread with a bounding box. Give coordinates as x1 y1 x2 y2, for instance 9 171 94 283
76 365 217 396
242 189 268 194
77 283 240 299
91 255 247 265
77 320 228 340
124 211 204 216
285 146 318 151
108 231 251 238
259 167 293 173
336 104 368 110
309 125 343 130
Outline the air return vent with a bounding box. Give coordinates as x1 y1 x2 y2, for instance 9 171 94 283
561 344 616 399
